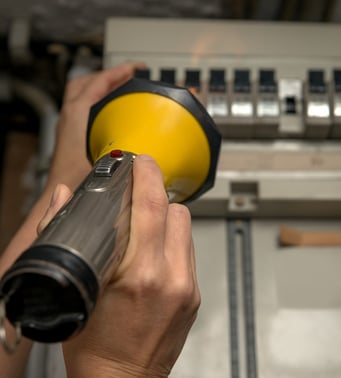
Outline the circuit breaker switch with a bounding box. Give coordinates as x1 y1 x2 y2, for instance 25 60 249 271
207 69 228 118
209 69 226 92
308 70 326 93
332 69 341 117
333 69 341 92
231 69 253 118
259 69 277 93
305 69 331 138
331 69 341 137
255 69 279 137
185 69 201 92
227 69 254 137
160 69 176 85
285 96 297 114
278 79 304 137
257 69 279 116
134 68 151 80
306 70 330 117
234 69 251 93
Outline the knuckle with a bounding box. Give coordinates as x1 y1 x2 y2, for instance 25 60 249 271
167 275 199 313
142 189 169 213
126 265 162 297
138 271 161 294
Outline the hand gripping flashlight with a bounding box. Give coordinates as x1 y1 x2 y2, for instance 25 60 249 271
0 78 221 345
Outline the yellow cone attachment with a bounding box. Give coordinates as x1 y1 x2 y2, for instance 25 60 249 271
87 78 221 203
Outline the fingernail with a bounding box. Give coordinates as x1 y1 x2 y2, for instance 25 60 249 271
49 184 61 208
37 207 51 235
138 154 153 161
38 217 48 235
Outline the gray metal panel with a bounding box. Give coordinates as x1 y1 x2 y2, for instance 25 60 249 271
24 343 47 378
25 343 66 378
105 18 341 62
252 219 341 378
171 219 230 377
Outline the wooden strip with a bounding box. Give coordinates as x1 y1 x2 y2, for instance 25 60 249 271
279 226 341 246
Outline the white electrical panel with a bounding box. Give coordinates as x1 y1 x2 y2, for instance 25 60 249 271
105 18 341 218
104 18 341 378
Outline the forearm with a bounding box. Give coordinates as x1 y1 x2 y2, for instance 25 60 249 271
0 189 55 378
0 189 52 275
0 63 143 378
0 180 79 377
0 159 88 274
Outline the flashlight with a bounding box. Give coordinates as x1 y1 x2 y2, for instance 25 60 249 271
0 78 221 343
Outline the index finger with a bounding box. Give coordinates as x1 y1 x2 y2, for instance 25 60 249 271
129 155 169 255
64 62 146 104
115 155 169 276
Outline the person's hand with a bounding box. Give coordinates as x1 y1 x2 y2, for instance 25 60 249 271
38 155 201 378
45 62 145 193
0 63 145 378
1 63 145 276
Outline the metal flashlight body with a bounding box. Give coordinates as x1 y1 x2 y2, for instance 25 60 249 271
0 78 221 344
2 151 134 343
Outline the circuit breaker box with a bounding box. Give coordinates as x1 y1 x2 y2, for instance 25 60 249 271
105 18 341 378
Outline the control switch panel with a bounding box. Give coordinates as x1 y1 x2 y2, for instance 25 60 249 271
332 69 341 138
305 70 331 139
255 69 280 138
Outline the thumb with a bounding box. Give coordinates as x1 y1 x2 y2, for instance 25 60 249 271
37 184 72 235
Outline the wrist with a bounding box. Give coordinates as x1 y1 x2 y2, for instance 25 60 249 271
0 189 53 276
65 354 170 378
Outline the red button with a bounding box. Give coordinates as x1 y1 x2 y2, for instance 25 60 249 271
110 149 123 158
